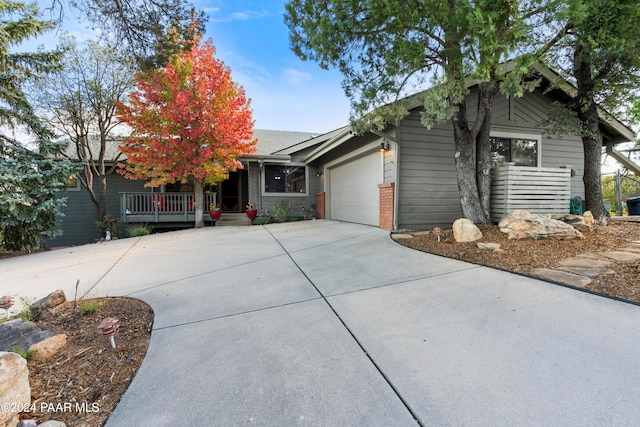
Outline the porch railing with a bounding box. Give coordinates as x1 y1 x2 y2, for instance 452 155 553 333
491 164 572 220
120 192 217 223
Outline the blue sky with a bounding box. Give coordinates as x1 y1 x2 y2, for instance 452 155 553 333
197 1 351 132
31 0 351 133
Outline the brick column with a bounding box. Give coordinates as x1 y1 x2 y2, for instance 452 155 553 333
315 192 326 219
378 182 395 230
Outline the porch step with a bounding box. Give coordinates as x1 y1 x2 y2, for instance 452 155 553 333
215 212 251 226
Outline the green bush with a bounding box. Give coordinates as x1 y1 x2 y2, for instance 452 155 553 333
251 215 272 225
127 223 153 237
79 299 104 315
272 200 292 223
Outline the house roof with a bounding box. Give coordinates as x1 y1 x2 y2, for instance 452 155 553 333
252 129 320 155
300 61 636 161
59 128 321 162
400 60 635 144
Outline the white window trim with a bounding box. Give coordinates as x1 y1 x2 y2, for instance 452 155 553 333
490 131 542 168
261 163 309 197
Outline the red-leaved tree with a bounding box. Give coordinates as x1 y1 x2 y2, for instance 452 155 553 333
117 36 256 228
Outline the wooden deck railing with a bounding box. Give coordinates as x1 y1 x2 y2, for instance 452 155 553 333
120 192 217 223
491 164 572 220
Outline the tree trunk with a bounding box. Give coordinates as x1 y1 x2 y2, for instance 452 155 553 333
452 99 492 224
194 177 204 228
476 82 496 223
574 44 609 219
452 105 491 224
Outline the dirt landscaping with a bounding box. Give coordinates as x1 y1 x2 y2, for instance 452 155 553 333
395 218 640 304
19 297 153 427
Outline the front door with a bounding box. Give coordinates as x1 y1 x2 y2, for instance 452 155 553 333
220 171 241 211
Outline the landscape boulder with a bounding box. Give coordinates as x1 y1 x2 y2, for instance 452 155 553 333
28 334 67 361
499 210 584 240
31 289 68 319
452 218 483 242
552 213 593 232
0 320 57 353
0 352 30 427
582 210 595 224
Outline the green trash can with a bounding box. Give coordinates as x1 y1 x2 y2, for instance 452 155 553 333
627 196 640 216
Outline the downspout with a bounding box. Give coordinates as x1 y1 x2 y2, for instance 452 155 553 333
394 140 400 231
258 159 263 213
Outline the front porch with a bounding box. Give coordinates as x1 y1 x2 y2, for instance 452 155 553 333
120 192 218 223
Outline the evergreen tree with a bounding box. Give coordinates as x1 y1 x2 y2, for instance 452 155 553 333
0 0 75 250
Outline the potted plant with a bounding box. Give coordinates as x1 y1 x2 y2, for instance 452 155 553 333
209 204 221 221
245 201 258 220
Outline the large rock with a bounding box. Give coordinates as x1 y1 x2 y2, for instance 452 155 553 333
28 334 67 361
32 289 67 311
551 213 593 232
38 421 67 427
499 210 584 240
0 352 30 427
452 218 483 242
0 320 57 353
32 290 69 320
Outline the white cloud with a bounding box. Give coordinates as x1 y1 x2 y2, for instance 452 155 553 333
281 69 312 86
209 9 270 23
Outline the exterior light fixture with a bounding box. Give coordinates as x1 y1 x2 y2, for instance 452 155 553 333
0 296 14 319
379 141 390 152
433 227 444 242
98 317 121 348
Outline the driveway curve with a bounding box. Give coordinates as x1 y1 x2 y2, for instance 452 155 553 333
3 220 640 426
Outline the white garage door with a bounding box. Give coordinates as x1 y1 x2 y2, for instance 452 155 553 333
329 151 382 226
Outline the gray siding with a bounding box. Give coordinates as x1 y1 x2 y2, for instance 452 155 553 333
397 112 462 229
246 161 319 217
397 88 586 230
47 173 147 247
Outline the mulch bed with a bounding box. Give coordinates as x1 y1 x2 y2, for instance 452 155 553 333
20 297 153 427
396 220 640 304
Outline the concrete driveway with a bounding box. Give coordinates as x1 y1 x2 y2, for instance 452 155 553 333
3 220 640 426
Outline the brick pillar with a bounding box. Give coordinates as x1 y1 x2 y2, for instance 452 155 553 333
315 192 326 219
378 182 395 230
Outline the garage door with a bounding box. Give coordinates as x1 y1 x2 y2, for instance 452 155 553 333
329 151 382 226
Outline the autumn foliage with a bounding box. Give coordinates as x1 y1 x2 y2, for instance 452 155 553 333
117 37 256 189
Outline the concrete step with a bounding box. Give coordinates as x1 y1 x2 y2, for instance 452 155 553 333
215 212 251 226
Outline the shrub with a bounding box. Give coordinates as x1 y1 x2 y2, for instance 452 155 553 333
79 299 104 315
251 215 272 225
272 200 292 223
127 223 153 237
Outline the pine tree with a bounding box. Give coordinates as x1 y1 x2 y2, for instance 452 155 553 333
0 0 75 251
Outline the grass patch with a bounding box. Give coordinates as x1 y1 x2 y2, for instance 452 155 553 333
79 299 104 315
14 345 35 360
127 223 153 237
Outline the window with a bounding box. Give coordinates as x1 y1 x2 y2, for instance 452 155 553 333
65 174 81 191
490 137 538 167
264 165 306 194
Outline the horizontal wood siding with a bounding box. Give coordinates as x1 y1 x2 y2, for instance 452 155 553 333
247 160 319 218
396 88 586 230
491 165 571 220
47 172 147 247
541 135 584 199
397 111 462 229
